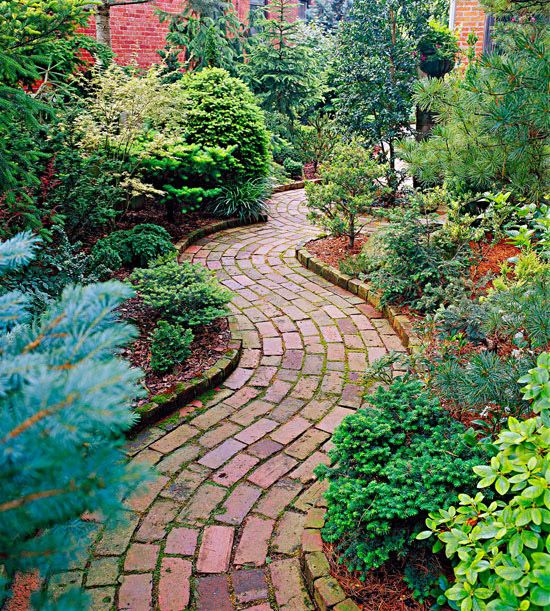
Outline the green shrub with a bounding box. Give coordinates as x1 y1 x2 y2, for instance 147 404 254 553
210 178 271 223
316 378 484 575
305 142 388 248
351 207 472 312
134 138 235 220
150 322 194 373
419 354 550 611
91 224 175 272
130 258 232 327
283 157 304 179
175 68 271 182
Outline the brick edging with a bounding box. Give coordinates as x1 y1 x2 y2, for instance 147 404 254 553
295 238 421 608
131 214 269 431
295 239 420 351
273 178 321 193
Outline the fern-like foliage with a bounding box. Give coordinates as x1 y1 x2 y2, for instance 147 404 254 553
0 233 147 607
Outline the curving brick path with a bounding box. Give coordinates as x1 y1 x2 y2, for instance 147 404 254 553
74 189 405 611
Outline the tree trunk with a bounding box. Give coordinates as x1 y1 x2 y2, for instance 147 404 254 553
96 3 111 48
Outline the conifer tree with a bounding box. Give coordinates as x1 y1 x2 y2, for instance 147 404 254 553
240 0 323 120
0 232 147 607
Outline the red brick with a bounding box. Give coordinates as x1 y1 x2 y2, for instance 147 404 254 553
248 438 284 459
235 418 278 444
213 453 259 486
158 557 191 611
232 568 269 603
248 454 298 489
124 543 159 572
198 438 245 469
270 416 311 445
216 483 262 525
234 515 274 566
316 407 355 434
165 527 198 556
255 480 302 518
196 575 232 611
150 425 198 454
270 558 311 610
196 525 234 573
118 573 152 611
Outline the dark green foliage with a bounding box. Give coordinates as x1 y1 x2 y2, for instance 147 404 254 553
177 68 271 182
401 19 549 204
349 207 472 312
136 139 235 219
130 258 232 327
282 157 304 179
91 224 175 272
432 278 550 431
150 322 194 373
316 379 483 575
240 0 324 121
334 0 429 182
210 178 271 222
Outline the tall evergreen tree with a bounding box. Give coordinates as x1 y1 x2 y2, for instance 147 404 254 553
0 232 147 607
334 0 430 189
240 0 323 121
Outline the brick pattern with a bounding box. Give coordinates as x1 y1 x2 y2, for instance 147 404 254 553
76 189 404 610
454 0 487 55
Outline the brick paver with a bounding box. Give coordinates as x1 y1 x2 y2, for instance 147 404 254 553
79 189 404 609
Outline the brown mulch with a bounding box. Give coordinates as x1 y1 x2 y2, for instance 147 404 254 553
324 543 445 611
469 238 520 287
82 198 219 248
118 291 230 404
306 235 368 269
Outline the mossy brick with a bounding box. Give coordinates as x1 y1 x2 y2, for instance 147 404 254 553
303 552 330 589
304 507 326 529
314 576 346 610
86 586 116 611
86 556 120 586
334 598 361 611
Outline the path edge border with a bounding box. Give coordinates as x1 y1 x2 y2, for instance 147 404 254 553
131 214 266 432
295 238 420 609
273 178 321 193
295 239 420 351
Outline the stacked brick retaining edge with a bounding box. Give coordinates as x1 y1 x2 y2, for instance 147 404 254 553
295 238 420 352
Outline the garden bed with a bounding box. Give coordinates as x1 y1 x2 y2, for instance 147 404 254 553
305 235 368 268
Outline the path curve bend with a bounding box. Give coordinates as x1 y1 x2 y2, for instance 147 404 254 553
81 189 405 611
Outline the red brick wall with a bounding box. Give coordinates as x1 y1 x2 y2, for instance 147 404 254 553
453 0 487 55
82 0 252 67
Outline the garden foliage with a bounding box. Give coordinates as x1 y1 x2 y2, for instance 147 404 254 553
150 322 194 374
0 232 146 607
305 142 388 248
419 354 550 611
317 379 484 575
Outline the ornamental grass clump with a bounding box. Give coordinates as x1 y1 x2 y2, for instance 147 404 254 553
316 378 485 575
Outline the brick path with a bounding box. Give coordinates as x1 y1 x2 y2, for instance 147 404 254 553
75 189 405 610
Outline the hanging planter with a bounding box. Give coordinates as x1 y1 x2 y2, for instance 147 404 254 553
418 19 460 79
419 52 454 78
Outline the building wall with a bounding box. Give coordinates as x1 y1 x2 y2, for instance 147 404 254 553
452 0 487 55
82 0 252 67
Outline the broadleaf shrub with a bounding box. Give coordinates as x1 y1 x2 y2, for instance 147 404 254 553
130 258 232 327
316 378 484 575
419 354 550 611
91 224 175 272
150 322 194 373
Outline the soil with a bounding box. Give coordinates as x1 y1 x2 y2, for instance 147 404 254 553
118 289 231 404
306 235 368 269
83 198 219 247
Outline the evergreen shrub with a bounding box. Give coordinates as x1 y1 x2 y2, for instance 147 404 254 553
150 322 194 373
316 378 484 575
175 68 271 182
91 224 175 272
130 258 232 327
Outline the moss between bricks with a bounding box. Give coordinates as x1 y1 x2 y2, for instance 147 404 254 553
295 243 420 351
